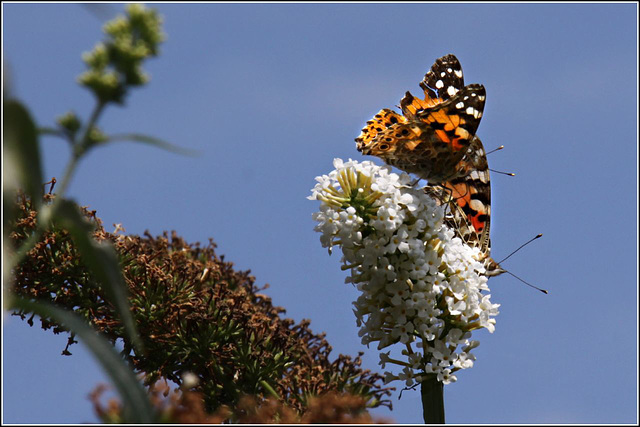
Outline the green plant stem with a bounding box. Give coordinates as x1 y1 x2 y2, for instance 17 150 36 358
421 375 445 424
74 99 106 160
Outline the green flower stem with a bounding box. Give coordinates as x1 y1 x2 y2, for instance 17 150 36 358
421 375 445 424
73 100 106 160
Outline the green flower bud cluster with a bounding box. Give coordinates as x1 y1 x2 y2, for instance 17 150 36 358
78 4 166 104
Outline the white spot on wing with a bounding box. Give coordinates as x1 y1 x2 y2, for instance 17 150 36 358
466 107 481 118
469 199 486 212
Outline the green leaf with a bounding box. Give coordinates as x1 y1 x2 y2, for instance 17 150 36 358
54 199 143 354
260 380 280 399
38 127 68 139
11 297 156 423
103 133 200 156
3 99 43 210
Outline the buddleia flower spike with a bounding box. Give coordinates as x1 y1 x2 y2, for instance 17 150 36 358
309 159 500 389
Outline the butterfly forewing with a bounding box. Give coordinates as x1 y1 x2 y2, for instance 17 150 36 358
421 53 465 101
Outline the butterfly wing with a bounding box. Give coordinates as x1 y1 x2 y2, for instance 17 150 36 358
416 84 486 154
432 136 505 276
355 108 407 152
421 53 465 101
401 53 465 120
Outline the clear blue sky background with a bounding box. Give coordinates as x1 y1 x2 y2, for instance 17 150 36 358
2 3 637 424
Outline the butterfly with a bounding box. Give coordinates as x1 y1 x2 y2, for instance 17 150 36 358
356 54 503 276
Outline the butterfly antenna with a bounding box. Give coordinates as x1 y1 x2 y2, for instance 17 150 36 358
497 233 542 264
487 146 515 175
486 145 504 155
490 168 516 176
497 234 548 294
504 270 548 294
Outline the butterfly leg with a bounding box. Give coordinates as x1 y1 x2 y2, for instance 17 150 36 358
410 176 424 187
423 184 454 205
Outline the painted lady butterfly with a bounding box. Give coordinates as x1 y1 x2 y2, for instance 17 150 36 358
356 54 504 276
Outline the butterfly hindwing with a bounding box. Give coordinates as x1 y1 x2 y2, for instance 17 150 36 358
436 137 505 276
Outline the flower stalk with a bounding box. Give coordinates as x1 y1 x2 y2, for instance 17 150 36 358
421 374 445 424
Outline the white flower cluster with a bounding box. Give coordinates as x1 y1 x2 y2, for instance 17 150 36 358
309 159 500 385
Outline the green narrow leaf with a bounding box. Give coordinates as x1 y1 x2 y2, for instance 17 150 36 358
38 127 68 139
3 99 43 210
11 297 156 423
103 133 200 156
260 380 280 399
54 199 143 353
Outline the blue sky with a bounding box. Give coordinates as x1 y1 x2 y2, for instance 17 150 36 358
2 2 637 424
